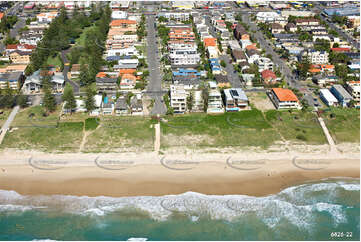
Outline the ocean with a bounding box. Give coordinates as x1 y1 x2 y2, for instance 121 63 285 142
0 178 359 241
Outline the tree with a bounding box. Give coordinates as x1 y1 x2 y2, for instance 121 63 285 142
126 92 134 106
16 95 28 108
43 87 56 113
158 16 168 23
62 83 76 113
187 91 194 111
220 60 226 68
85 86 96 113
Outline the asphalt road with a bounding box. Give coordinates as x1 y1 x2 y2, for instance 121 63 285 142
146 15 166 115
60 49 80 94
204 16 242 88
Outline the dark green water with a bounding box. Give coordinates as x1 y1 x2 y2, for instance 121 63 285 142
0 178 359 241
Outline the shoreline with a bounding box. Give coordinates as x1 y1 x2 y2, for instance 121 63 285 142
0 149 359 197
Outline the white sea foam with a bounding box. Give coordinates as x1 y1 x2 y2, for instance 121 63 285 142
0 180 358 229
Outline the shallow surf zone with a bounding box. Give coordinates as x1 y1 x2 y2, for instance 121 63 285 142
0 178 359 240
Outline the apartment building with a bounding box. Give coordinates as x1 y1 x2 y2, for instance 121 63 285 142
169 28 195 42
307 50 329 64
0 72 24 90
170 84 187 113
9 50 31 64
269 88 301 109
169 48 200 66
345 81 360 107
158 12 190 21
207 81 224 114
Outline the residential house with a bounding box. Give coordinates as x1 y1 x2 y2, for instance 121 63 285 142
320 89 339 107
261 70 277 84
23 70 42 93
256 57 274 72
285 23 297 32
70 64 87 79
115 96 129 115
170 84 187 113
224 88 249 112
101 97 114 115
19 33 42 46
269 88 301 109
130 94 143 115
209 58 221 75
90 95 103 116
234 24 249 41
271 23 284 34
214 74 231 88
245 49 260 64
231 49 247 64
312 75 339 87
330 84 353 107
119 73 136 89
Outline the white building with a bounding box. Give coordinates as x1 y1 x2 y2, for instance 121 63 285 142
207 81 224 114
207 46 219 59
107 47 138 57
307 50 329 64
320 88 339 107
111 11 128 19
158 12 190 21
169 48 200 66
170 84 187 113
255 57 274 72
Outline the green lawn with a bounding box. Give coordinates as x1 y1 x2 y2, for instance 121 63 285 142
46 54 62 68
83 116 155 153
2 106 83 152
160 110 282 149
74 24 97 47
0 109 11 127
265 110 327 144
321 108 360 144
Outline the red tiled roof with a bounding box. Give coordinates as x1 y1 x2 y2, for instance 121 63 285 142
110 19 136 26
330 47 350 52
272 88 299 102
261 70 277 80
204 37 217 47
0 13 4 20
6 44 18 50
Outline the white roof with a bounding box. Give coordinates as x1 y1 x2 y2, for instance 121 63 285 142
320 89 338 102
94 95 102 108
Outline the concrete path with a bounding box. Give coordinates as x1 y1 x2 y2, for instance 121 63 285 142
154 122 160 152
0 106 20 145
317 117 338 154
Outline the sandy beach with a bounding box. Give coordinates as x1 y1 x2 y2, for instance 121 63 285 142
0 148 359 197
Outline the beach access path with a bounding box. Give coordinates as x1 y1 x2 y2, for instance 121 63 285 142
0 105 19 145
